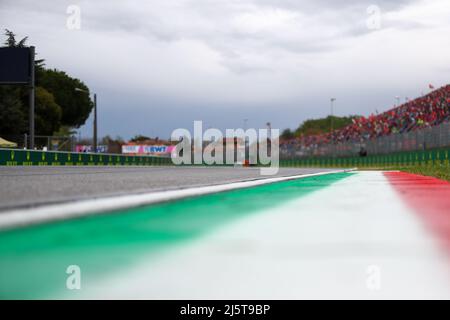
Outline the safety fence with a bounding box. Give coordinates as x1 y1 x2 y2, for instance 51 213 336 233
0 148 172 166
281 120 450 158
279 146 450 168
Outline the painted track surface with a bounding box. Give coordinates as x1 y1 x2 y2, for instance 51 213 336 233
0 170 449 299
0 172 450 299
0 166 336 211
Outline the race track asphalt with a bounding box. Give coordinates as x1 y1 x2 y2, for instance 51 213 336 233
0 166 337 211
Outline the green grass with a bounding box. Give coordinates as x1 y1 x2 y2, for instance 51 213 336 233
394 164 450 181
343 164 449 181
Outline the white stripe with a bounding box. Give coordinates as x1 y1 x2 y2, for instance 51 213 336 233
0 169 354 230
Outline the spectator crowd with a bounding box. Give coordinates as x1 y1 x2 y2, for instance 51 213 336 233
281 85 450 153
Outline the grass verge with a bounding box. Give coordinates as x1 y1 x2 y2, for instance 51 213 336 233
391 165 450 182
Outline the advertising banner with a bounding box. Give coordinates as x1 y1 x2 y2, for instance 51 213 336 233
122 145 174 155
76 145 108 153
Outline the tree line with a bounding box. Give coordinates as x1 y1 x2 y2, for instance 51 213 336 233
280 115 360 140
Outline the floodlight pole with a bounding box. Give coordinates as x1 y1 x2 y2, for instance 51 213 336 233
29 46 35 149
93 93 97 153
330 98 336 133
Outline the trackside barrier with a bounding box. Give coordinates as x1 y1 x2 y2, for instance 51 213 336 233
279 147 450 168
2 147 449 168
0 149 172 166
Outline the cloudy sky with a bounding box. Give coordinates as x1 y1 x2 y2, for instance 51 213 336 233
1 0 449 139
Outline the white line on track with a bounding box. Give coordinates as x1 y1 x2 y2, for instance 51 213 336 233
0 168 354 230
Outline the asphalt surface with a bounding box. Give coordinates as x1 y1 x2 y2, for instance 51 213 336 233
0 166 337 211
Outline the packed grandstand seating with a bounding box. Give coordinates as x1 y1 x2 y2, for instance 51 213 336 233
280 85 450 152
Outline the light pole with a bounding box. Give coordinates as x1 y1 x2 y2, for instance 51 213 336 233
330 98 336 133
243 118 249 164
75 88 97 153
29 46 35 150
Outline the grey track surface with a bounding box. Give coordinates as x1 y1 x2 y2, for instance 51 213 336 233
0 166 337 211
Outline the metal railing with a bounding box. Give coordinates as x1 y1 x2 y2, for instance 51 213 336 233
281 120 450 159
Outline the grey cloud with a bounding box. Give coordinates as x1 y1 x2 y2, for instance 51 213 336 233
255 0 420 12
219 59 274 75
0 0 448 139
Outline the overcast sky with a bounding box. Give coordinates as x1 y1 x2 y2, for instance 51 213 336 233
1 0 449 139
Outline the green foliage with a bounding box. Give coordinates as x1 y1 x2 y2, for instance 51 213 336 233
0 87 27 135
3 29 27 47
35 87 62 135
52 125 76 137
130 135 151 142
280 115 360 140
280 128 294 140
364 164 450 182
294 115 358 137
37 69 93 128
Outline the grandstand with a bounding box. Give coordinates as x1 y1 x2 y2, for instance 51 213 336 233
281 85 450 158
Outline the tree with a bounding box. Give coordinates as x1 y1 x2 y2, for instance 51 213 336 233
294 115 359 137
37 69 93 128
0 87 27 135
130 135 151 142
280 128 294 140
279 115 361 140
34 87 62 135
4 29 27 47
53 125 77 137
